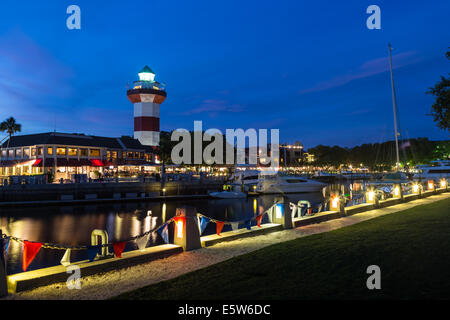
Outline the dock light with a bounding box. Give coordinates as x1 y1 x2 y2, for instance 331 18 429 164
412 184 420 194
427 180 434 190
393 185 400 197
440 179 447 189
275 204 283 219
368 190 375 202
174 217 185 239
331 196 339 210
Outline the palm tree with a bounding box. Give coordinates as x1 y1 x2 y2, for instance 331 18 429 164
0 117 21 138
0 117 21 148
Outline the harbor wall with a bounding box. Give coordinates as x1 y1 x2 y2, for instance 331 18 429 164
0 180 224 203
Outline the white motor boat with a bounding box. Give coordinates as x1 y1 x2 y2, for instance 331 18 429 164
256 172 327 194
209 191 247 199
413 160 450 180
228 169 260 191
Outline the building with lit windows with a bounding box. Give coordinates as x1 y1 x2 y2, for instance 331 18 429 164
0 132 158 183
0 66 166 184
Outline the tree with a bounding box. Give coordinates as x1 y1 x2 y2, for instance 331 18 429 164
0 117 21 140
426 50 450 131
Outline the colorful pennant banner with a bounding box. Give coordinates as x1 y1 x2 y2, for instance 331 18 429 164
216 221 225 236
87 245 100 262
1 236 10 268
256 214 263 228
136 233 150 250
23 241 42 271
199 216 210 235
60 249 71 266
113 242 126 258
157 223 169 244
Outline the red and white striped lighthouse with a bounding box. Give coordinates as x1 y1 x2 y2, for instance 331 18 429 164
127 66 167 146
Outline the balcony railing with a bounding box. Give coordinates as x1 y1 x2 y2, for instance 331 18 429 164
132 80 166 91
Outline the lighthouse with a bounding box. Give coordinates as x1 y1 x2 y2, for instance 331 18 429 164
127 66 167 147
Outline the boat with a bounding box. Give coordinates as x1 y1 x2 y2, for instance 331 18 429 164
256 171 327 194
209 191 247 199
413 160 450 180
228 169 260 191
311 171 336 183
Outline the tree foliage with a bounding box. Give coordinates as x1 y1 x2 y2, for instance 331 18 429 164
307 138 449 170
0 117 21 138
426 50 450 131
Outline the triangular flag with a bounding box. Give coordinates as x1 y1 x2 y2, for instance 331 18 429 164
200 216 210 235
87 245 100 262
244 220 252 230
216 221 225 236
1 237 10 268
136 233 150 250
256 214 263 228
230 222 239 232
60 249 71 266
113 242 126 258
157 224 169 244
23 241 42 271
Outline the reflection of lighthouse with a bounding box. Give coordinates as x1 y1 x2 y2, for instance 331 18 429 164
127 66 167 146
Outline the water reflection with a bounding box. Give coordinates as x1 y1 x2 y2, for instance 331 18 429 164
0 182 378 274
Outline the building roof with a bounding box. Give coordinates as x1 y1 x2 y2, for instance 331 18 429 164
1 132 155 152
139 65 155 74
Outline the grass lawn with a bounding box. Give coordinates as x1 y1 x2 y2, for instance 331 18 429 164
114 197 450 300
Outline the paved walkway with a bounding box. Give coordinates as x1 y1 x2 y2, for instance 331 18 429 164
4 192 449 300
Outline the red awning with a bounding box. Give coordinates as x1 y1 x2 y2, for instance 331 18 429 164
90 159 104 167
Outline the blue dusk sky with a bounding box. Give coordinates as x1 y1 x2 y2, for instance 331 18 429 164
0 0 448 149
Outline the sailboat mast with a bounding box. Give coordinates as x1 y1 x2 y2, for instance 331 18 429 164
388 43 400 171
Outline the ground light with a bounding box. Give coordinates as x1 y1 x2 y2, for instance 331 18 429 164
393 185 400 197
367 190 375 201
428 180 434 190
331 195 339 210
275 204 283 219
174 217 185 239
413 183 420 194
440 179 447 189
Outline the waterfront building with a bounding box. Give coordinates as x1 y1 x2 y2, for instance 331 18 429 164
0 132 158 183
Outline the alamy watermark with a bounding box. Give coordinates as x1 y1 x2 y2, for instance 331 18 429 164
66 265 81 290
66 5 81 30
366 265 381 290
366 5 381 30
171 121 280 170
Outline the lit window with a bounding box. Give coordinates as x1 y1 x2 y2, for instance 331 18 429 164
112 151 118 159
68 148 77 156
90 149 100 157
80 148 88 157
31 148 36 156
47 147 54 155
37 147 43 156
24 148 30 157
56 147 66 155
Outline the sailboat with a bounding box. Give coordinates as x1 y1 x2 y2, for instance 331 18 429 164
370 43 410 186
